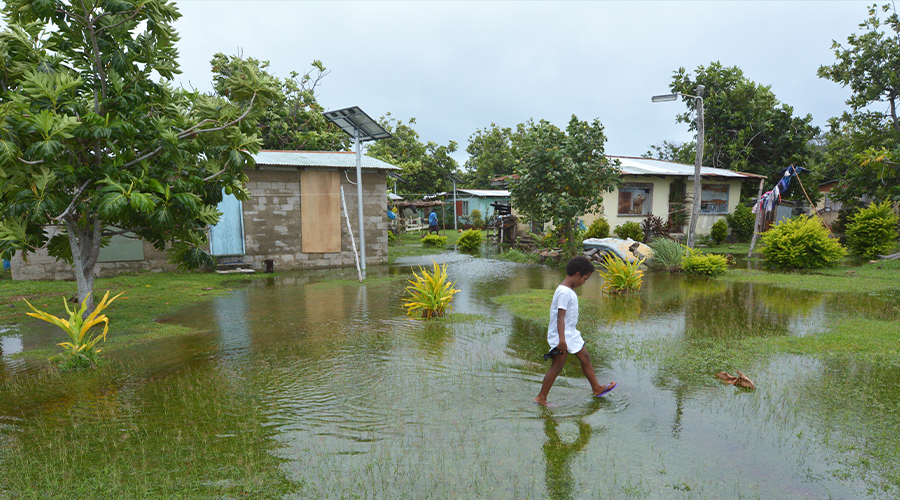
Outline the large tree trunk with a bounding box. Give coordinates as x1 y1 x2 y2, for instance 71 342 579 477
64 213 102 314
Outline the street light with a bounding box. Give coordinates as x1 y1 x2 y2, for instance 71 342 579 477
323 106 391 278
652 86 705 248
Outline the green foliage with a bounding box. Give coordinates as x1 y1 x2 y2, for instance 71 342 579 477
817 4 900 204
597 253 644 294
420 235 447 247
496 249 539 263
366 114 460 195
648 237 686 272
456 229 483 253
671 62 820 197
402 261 460 319
0 1 281 309
682 248 729 277
725 204 755 242
24 291 123 370
469 209 485 230
845 201 899 258
709 219 728 245
643 140 696 164
464 123 524 189
583 217 610 239
509 115 621 254
613 221 645 242
761 217 847 269
388 231 398 244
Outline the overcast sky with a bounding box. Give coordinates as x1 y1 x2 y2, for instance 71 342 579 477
168 1 875 168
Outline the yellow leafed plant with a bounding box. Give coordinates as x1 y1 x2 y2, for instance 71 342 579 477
24 291 125 369
402 261 460 319
598 253 645 295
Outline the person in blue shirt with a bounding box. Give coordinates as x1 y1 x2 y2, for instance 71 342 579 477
428 210 440 234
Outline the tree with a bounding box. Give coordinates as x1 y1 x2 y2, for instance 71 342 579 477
211 55 349 152
510 115 621 254
464 123 524 188
670 62 820 197
0 0 280 312
366 114 459 195
642 140 696 165
818 3 900 204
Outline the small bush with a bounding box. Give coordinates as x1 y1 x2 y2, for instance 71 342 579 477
497 249 538 263
648 237 685 272
402 261 460 318
583 217 610 239
761 216 846 269
597 253 644 294
457 229 484 253
640 214 669 242
682 248 728 277
420 235 447 247
726 204 755 242
388 231 397 243
709 219 728 245
613 221 645 242
469 209 485 230
845 201 899 259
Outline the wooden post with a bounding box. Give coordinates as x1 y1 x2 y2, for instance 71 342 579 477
747 177 766 258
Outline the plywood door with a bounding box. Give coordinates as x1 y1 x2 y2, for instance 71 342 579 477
300 170 341 253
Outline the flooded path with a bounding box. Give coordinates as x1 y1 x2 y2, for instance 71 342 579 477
1 253 898 498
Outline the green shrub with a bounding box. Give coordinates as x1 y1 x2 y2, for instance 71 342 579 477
469 209 485 230
845 201 899 259
583 217 610 239
709 219 728 245
457 229 483 253
648 237 685 272
420 235 447 247
388 231 397 243
597 253 644 294
726 204 755 242
761 216 846 269
497 249 538 263
682 248 728 277
613 221 644 241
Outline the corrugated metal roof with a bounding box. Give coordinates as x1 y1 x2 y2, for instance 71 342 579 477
608 156 766 179
251 150 400 171
457 189 511 197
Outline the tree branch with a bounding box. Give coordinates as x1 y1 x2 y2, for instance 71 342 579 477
17 157 45 165
122 92 258 169
94 5 143 33
51 179 93 221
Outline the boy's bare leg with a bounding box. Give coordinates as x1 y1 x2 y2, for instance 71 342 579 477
574 348 615 396
535 352 568 405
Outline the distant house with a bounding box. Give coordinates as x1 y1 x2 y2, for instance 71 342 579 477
585 156 765 235
11 150 399 280
453 189 511 225
492 156 765 236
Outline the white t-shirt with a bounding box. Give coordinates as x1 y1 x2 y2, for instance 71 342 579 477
546 285 585 353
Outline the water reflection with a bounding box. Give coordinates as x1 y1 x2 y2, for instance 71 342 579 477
1 257 898 498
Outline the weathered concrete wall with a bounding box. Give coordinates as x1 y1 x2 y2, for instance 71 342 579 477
11 241 173 281
11 168 390 280
238 168 389 272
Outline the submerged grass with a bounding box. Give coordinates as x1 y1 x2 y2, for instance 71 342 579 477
723 259 900 294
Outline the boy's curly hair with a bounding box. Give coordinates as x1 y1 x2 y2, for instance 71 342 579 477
565 255 595 276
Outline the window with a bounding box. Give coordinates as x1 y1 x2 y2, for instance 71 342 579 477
700 184 729 214
618 183 653 216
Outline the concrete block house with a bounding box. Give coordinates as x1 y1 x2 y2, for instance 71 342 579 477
11 151 398 280
582 156 766 235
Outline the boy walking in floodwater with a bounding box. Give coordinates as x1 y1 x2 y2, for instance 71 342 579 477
535 256 616 406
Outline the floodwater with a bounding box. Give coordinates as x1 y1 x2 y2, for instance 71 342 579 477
1 253 899 499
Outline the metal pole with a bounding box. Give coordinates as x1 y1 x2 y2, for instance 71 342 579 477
452 178 458 231
355 126 366 277
686 87 705 249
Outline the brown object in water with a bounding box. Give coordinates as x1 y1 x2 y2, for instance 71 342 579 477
715 370 756 390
